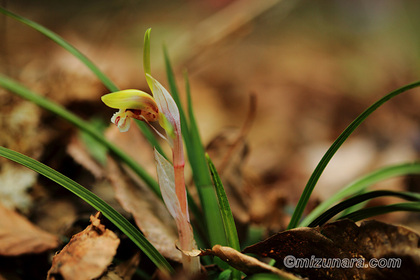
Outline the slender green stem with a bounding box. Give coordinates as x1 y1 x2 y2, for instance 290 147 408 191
288 80 420 229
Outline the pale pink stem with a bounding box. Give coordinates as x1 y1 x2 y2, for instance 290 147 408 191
148 73 199 273
172 127 200 274
173 136 188 220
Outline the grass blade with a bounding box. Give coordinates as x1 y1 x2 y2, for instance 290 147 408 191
143 48 206 240
206 154 240 250
0 146 174 274
299 162 420 227
206 154 241 280
0 7 163 158
288 80 420 229
339 202 420 222
0 7 118 92
163 47 191 147
309 190 420 227
184 71 228 246
0 74 161 197
164 48 227 247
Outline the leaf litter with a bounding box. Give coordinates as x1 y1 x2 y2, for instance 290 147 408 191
47 212 120 280
0 203 59 256
243 219 420 280
106 157 182 262
2 1 420 279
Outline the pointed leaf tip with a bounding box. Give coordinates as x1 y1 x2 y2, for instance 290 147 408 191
144 29 152 91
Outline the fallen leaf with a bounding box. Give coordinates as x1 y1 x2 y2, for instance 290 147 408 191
66 134 105 179
206 128 252 225
105 124 156 176
32 199 78 236
47 212 120 280
206 128 289 231
97 270 123 280
107 158 181 262
98 253 140 280
200 245 298 279
205 95 256 227
243 219 420 280
0 94 47 212
0 203 59 256
0 164 37 212
113 252 141 278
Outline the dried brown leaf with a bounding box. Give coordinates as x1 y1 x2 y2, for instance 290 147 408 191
105 124 156 175
206 128 252 225
47 212 120 280
98 253 140 280
113 252 141 279
0 203 59 256
206 127 288 231
243 220 420 280
66 135 104 179
107 158 181 262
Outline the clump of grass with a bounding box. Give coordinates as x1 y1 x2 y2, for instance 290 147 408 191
1 6 420 279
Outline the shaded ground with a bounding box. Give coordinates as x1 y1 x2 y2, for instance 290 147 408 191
1 0 420 279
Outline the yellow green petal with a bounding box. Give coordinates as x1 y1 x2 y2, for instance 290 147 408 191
101 89 158 112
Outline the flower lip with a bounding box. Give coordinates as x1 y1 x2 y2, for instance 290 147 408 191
111 109 131 132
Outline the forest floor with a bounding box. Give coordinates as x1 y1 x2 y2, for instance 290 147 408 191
1 1 420 279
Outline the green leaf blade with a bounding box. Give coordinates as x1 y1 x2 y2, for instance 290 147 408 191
206 154 241 280
164 49 228 247
340 202 420 222
309 190 420 227
143 28 153 91
299 162 420 227
0 146 174 274
0 7 162 172
206 154 241 251
0 7 119 92
288 80 420 229
0 74 161 197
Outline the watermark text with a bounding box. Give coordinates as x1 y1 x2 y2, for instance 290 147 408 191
283 255 401 269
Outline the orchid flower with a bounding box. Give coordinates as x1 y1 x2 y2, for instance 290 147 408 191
101 89 159 132
101 29 200 275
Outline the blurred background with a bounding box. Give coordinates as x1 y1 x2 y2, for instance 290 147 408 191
1 0 420 234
